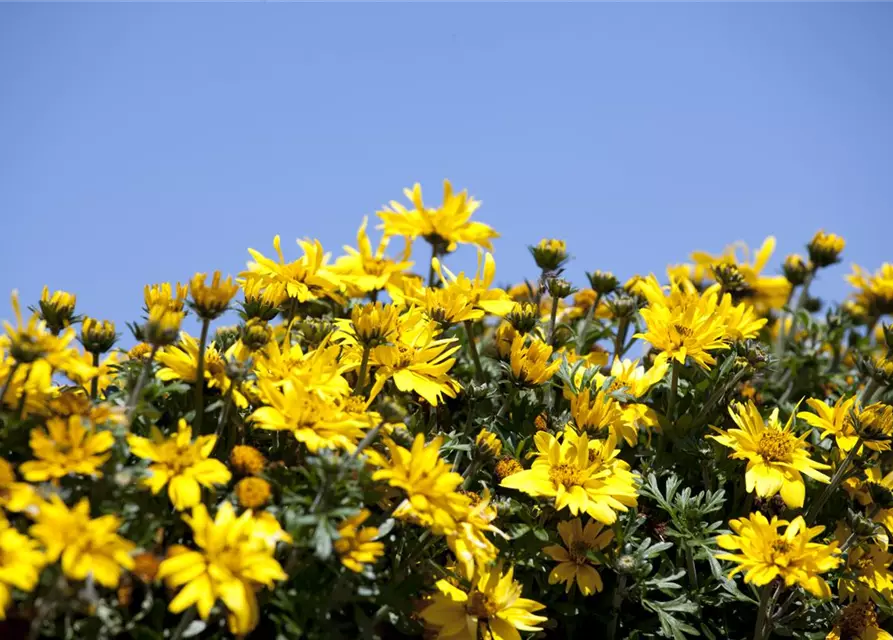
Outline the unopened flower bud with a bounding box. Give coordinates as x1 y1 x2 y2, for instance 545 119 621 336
587 270 619 296
505 303 538 334
547 277 575 300
37 286 77 335
530 238 569 272
80 318 117 354
241 319 272 351
783 254 810 286
807 230 845 268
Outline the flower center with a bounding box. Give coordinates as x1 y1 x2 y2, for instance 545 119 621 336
362 257 389 277
771 539 791 555
672 324 694 338
839 602 878 637
394 344 414 368
465 591 495 620
757 430 794 462
568 540 591 565
205 355 225 378
549 463 585 488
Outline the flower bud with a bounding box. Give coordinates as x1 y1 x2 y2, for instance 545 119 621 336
587 270 619 296
351 302 400 347
505 303 538 334
189 271 239 320
37 286 77 334
530 238 569 272
241 318 272 352
547 277 575 300
807 230 845 268
711 264 752 298
80 317 117 354
783 254 810 286
607 293 639 320
475 429 503 458
144 305 183 347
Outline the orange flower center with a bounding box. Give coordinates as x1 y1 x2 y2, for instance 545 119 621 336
549 463 585 488
757 430 794 462
569 540 592 565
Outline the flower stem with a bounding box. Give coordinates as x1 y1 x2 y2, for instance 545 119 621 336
576 292 602 355
859 378 881 405
355 344 371 395
90 351 100 400
126 346 159 423
427 244 439 287
193 318 211 433
464 320 485 383
612 317 630 364
806 436 862 525
170 607 197 640
667 362 679 421
548 293 560 347
752 583 779 640
775 270 815 370
607 574 627 640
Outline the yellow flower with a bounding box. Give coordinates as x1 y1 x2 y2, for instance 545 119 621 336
709 401 830 508
856 403 893 451
377 179 498 253
333 217 413 296
799 396 863 452
588 357 667 442
236 477 271 509
144 303 184 347
20 415 114 482
365 310 461 406
0 515 45 620
349 302 400 346
716 512 841 598
29 496 135 588
431 251 515 317
230 445 266 476
189 271 239 320
715 293 767 341
156 503 288 636
1 291 85 376
838 544 893 603
501 429 638 524
447 490 506 580
242 236 344 305
568 386 627 443
0 457 36 512
367 434 470 535
65 349 120 397
250 379 369 453
494 457 523 480
80 317 117 354
334 509 385 573
508 334 560 387
37 286 76 334
847 263 893 318
543 518 614 595
530 238 569 271
156 332 247 407
827 602 893 640
144 282 188 312
634 276 729 370
847 468 893 543
475 429 502 457
126 419 232 511
399 285 481 328
808 229 846 268
253 336 350 403
420 564 547 640
239 277 286 321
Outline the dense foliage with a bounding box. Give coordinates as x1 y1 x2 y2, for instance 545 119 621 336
1 180 892 640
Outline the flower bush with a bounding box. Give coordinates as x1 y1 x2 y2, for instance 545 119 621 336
1 179 892 640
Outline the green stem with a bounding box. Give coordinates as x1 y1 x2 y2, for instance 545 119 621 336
213 380 236 449
777 270 815 361
355 344 371 395
752 583 778 640
427 244 439 287
860 378 881 405
612 317 630 364
806 436 862 524
667 362 679 421
170 607 197 640
90 351 100 400
691 367 749 431
126 345 159 423
685 543 699 590
0 361 20 409
607 574 627 640
464 320 485 383
773 286 797 359
548 293 560 347
193 318 211 433
576 292 602 355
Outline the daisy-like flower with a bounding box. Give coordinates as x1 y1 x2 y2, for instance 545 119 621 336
590 357 668 442
398 285 481 329
847 263 893 319
838 543 893 603
447 490 507 580
334 509 385 573
367 434 470 535
156 332 247 407
156 503 288 636
508 334 560 387
633 276 729 370
253 336 350 403
420 564 547 640
715 291 767 341
808 229 845 268
242 235 344 305
543 518 614 596
189 271 239 320
0 515 45 620
144 281 188 312
20 415 114 482
431 251 515 317
716 512 841 598
126 419 232 511
568 386 627 444
827 602 893 640
0 457 36 512
709 401 830 508
377 179 498 253
250 378 370 453
333 217 413 297
36 286 77 335
798 395 863 452
500 429 638 524
29 496 135 588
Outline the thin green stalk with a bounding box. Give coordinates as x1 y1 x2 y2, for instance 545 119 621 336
685 543 699 590
859 378 881 405
752 583 780 640
576 292 602 354
427 244 439 287
464 320 485 383
170 608 198 640
667 362 679 421
355 344 372 395
213 380 236 451
692 367 749 431
612 317 630 364
193 318 211 433
607 574 627 640
806 436 862 524
773 286 797 358
548 293 560 347
776 270 815 363
90 351 100 400
126 345 159 423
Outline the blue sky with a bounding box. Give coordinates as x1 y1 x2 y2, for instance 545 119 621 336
1 3 890 334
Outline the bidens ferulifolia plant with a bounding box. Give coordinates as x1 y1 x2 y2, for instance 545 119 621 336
1 180 892 640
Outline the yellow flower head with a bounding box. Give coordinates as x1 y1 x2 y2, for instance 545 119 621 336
447 489 506 580
856 403 893 450
509 334 560 387
783 254 811 286
501 428 638 524
334 509 385 573
543 518 614 595
798 395 867 453
838 543 893 603
126 419 232 511
709 401 830 508
716 512 841 598
29 496 135 588
240 277 286 321
431 251 515 318
368 434 470 535
189 271 239 320
715 291 767 341
420 564 547 640
530 238 569 272
568 386 627 443
145 304 185 347
230 445 266 476
808 230 846 268
156 503 288 636
144 282 188 313
333 217 413 296
377 179 498 253
20 415 114 482
242 236 344 305
156 332 246 406
475 429 503 458
401 285 481 328
0 457 36 512
0 515 45 620
827 602 893 640
350 301 400 346
236 477 271 509
37 286 77 334
127 342 154 360
495 457 523 481
2 290 79 367
80 317 117 354
847 263 893 318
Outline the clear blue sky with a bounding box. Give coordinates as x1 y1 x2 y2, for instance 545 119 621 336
1 4 891 333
